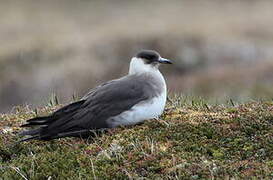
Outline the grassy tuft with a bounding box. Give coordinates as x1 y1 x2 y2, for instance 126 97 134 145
0 96 272 179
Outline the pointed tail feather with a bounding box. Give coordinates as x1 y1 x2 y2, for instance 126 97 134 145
19 100 88 141
21 116 55 127
47 129 93 139
19 129 98 142
19 135 40 142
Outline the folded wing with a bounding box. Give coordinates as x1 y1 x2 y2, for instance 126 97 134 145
19 75 151 141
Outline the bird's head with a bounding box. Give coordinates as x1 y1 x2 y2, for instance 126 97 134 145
129 50 172 74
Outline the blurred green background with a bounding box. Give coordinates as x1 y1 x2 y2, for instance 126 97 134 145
0 0 273 112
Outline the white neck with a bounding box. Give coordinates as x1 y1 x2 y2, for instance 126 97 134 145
128 57 166 95
129 57 159 75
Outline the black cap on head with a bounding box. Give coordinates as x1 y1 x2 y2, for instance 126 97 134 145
136 50 160 64
136 50 172 65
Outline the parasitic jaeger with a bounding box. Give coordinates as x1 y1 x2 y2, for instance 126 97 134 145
19 50 172 141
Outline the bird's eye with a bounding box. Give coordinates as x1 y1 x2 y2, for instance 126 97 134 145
144 57 156 64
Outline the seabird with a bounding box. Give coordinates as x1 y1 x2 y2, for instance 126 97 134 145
19 50 172 141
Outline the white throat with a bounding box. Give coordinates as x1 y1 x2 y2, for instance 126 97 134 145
109 58 168 128
128 57 167 101
129 57 159 75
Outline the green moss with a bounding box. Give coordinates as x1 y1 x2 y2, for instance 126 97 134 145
0 97 272 179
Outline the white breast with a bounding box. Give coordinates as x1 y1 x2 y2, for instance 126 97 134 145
108 90 167 128
107 57 168 128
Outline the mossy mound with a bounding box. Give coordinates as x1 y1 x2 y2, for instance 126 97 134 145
0 97 272 179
